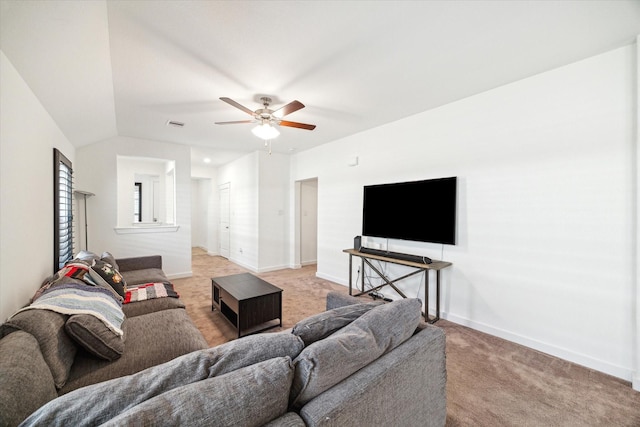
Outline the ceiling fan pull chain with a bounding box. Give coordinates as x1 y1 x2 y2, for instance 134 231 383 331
264 139 272 155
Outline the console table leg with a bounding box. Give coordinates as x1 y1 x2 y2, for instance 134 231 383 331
426 270 441 324
348 254 353 296
435 270 441 322
424 270 430 322
360 258 365 293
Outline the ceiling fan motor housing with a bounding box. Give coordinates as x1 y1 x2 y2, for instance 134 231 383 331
215 96 316 131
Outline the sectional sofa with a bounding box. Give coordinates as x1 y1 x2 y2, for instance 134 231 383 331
1 255 447 426
0 254 208 426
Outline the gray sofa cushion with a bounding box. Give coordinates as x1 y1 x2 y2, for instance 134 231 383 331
299 325 447 427
0 309 76 389
262 412 307 427
120 268 168 286
101 357 294 427
0 331 57 427
121 296 185 317
292 302 381 346
25 348 302 427
290 298 422 409
65 314 126 361
116 255 162 272
26 331 304 425
60 308 208 394
326 291 368 310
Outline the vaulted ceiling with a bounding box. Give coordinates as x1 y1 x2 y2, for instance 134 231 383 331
2 1 639 166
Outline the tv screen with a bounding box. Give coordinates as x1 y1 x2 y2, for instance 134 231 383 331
362 177 457 245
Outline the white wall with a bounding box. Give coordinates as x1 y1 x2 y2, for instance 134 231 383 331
291 45 636 381
217 151 290 272
191 179 206 248
0 51 76 321
75 136 192 279
219 153 260 270
258 151 290 272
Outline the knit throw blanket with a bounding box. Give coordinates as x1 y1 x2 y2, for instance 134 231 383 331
124 282 179 304
16 283 124 336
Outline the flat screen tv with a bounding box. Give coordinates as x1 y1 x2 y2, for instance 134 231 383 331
362 177 457 245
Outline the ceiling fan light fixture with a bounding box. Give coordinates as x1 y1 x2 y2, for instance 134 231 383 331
252 122 280 140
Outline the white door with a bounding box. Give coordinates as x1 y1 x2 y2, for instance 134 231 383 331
219 183 230 258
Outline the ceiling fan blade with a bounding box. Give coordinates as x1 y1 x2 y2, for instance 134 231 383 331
219 97 256 116
214 120 255 125
279 120 316 130
273 100 305 118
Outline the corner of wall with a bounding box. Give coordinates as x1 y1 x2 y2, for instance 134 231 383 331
633 34 640 393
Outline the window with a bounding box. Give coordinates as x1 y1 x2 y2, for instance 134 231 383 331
134 182 142 222
116 156 176 227
54 148 73 271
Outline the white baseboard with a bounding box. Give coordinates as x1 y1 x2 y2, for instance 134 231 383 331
167 271 192 280
228 257 255 272
633 373 640 392
443 312 633 382
316 272 349 288
256 263 290 273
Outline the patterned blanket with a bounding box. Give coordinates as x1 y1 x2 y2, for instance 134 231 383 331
124 282 179 304
15 282 124 336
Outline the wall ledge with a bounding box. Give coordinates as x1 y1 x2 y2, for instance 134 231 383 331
114 225 180 234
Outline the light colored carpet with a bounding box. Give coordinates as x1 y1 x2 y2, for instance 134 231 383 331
172 249 640 426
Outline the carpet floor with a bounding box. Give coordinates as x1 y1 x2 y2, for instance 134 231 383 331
172 249 640 426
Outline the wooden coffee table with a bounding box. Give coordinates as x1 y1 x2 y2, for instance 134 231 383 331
211 273 283 338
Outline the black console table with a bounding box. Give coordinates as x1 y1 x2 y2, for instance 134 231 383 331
343 248 452 323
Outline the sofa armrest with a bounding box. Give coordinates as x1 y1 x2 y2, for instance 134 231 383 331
299 325 447 427
116 256 162 272
325 292 363 310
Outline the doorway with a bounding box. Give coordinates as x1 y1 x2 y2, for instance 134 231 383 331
219 182 230 259
296 178 318 267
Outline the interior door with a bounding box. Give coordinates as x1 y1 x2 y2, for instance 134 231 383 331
219 183 230 258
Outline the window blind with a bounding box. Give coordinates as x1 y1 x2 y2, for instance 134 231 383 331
54 148 74 271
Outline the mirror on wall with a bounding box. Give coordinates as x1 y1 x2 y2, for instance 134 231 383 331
117 156 176 227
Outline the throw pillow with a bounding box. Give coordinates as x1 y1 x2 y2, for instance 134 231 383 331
74 250 100 262
65 315 126 361
292 301 382 346
0 331 58 427
100 357 294 427
0 309 77 389
120 268 168 287
101 251 119 271
88 259 127 298
21 332 304 426
289 298 422 409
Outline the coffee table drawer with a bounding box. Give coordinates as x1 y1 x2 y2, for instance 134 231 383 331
220 288 239 313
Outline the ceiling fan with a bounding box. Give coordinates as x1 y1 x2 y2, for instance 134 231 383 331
215 96 316 137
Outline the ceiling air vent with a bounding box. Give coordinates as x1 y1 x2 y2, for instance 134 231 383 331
166 120 185 127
